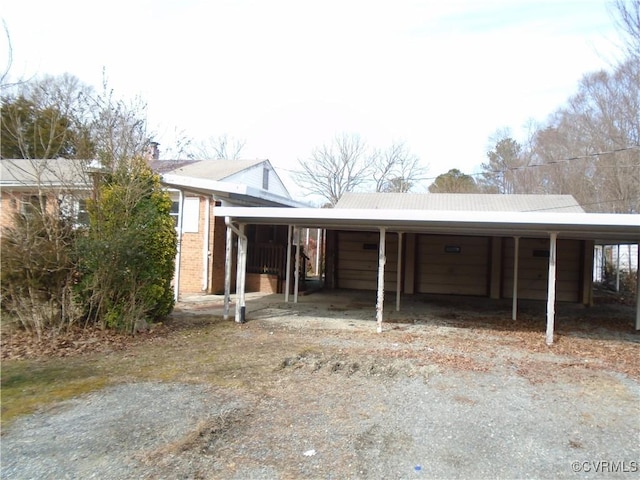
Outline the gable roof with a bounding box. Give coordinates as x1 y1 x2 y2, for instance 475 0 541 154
151 159 267 181
156 159 306 207
335 193 585 213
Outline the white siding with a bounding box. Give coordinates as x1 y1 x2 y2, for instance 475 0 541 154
225 162 290 197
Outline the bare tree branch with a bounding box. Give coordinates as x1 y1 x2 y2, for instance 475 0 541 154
296 133 373 206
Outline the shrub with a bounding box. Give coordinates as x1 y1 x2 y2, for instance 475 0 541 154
1 210 80 338
76 159 177 332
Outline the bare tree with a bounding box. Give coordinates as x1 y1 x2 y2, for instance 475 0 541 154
189 134 246 160
611 0 640 62
528 57 640 212
373 142 427 193
88 74 150 171
1 20 13 88
296 133 374 206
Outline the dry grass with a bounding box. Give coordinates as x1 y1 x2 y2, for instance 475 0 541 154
2 294 638 430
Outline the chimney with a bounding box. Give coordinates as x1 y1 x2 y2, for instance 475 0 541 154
147 142 160 160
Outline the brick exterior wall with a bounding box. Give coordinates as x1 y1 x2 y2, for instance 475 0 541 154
246 273 279 294
177 196 214 295
0 192 18 230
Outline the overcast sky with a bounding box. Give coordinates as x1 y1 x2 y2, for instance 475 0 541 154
1 0 624 197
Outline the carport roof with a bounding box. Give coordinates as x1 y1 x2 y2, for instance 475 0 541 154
215 206 640 243
335 193 585 213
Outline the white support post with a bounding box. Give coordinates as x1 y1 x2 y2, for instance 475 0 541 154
376 227 387 333
305 227 310 268
235 223 247 323
315 228 321 275
223 217 233 320
636 241 639 331
396 232 403 312
294 227 301 303
285 225 292 303
202 196 211 291
615 244 621 292
546 232 558 345
512 236 520 321
173 190 185 302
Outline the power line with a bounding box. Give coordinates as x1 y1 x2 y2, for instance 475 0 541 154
424 145 640 182
523 196 640 213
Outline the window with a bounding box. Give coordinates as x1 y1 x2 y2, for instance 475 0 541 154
170 201 180 227
20 195 46 218
76 199 89 226
171 197 200 233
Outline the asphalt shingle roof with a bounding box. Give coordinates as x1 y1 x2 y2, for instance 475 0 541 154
0 159 90 186
153 159 266 180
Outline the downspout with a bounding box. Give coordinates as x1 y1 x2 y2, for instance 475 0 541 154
173 190 185 302
225 217 247 323
202 196 211 291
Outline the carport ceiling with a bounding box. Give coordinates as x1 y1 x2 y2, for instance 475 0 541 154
215 207 640 243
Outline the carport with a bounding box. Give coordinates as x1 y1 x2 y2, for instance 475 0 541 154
216 206 640 344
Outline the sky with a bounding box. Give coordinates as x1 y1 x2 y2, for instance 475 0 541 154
1 0 625 199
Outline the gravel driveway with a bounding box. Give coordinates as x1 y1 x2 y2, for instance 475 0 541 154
2 291 639 479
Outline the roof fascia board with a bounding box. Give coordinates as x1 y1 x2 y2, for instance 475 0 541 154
161 174 308 208
215 207 640 242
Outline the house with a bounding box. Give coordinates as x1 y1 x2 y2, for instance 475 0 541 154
0 158 92 229
214 192 640 343
153 158 306 298
0 157 306 300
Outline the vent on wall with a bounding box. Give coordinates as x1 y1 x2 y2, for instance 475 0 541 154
444 245 462 254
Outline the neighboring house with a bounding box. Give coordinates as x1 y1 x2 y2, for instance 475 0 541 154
0 158 305 299
0 158 92 230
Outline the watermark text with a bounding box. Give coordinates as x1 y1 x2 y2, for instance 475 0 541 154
571 461 638 474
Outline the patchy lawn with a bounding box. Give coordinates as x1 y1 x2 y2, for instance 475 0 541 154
2 291 639 479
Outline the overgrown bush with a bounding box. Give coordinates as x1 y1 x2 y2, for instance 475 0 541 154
76 159 177 332
0 210 81 338
602 261 638 295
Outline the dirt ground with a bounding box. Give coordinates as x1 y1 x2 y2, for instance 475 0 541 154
2 290 639 479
